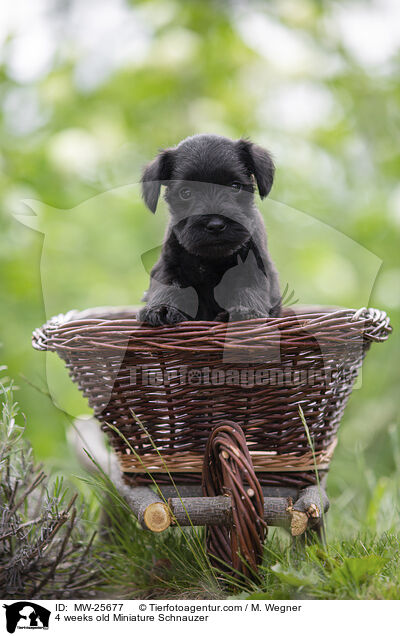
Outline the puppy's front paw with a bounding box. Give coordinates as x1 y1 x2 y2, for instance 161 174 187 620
138 305 188 326
219 306 267 322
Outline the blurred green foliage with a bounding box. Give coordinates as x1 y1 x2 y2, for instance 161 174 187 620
0 0 399 516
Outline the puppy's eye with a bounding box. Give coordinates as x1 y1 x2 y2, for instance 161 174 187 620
179 187 192 200
231 182 242 193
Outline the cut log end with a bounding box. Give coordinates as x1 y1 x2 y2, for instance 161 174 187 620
143 502 171 532
290 510 308 536
307 503 320 518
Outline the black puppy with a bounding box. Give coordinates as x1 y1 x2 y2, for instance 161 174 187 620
138 134 281 326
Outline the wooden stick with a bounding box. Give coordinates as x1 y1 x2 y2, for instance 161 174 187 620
168 496 231 526
113 473 295 530
110 460 171 532
168 495 293 528
113 481 329 534
159 484 302 499
121 484 171 532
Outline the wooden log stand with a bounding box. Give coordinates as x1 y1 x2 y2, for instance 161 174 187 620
111 461 330 538
106 421 330 580
78 418 330 577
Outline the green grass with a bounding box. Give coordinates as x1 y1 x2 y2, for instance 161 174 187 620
90 492 400 599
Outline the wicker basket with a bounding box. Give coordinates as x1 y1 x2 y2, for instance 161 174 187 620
32 305 392 490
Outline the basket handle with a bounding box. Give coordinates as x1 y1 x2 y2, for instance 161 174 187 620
32 312 71 351
351 307 392 343
32 326 49 351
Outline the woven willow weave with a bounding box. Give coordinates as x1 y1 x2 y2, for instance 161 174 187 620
33 305 391 488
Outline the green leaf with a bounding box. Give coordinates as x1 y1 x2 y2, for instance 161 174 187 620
332 555 388 586
270 563 318 588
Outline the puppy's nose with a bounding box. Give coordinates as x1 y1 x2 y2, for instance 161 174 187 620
205 216 227 233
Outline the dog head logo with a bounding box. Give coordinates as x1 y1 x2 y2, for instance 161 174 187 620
3 602 50 634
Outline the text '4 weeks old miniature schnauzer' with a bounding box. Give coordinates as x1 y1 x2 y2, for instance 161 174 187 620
138 134 281 326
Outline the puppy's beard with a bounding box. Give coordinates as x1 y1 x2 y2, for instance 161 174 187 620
175 230 250 259
172 214 252 259
186 241 243 259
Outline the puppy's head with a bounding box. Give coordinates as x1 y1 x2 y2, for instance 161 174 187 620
141 134 274 258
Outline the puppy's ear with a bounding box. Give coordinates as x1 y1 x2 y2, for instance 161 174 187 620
141 149 174 213
237 139 275 199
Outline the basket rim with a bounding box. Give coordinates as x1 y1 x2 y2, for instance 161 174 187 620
32 304 392 353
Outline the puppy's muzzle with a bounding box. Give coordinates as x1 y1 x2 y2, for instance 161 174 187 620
204 215 227 234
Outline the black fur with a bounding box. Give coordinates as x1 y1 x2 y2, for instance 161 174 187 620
139 134 281 326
